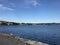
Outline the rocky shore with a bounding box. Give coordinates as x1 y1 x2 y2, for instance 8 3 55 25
0 33 49 45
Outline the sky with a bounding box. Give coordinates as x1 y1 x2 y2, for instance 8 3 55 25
0 0 60 23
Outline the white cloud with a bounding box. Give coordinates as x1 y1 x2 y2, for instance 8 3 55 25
24 0 40 7
0 0 40 9
0 4 14 11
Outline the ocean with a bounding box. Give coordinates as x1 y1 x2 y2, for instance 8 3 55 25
0 25 60 45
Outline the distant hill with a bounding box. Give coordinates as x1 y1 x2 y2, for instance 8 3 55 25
0 21 60 26
0 21 20 26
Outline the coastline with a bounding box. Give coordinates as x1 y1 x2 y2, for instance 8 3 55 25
0 21 60 26
0 33 49 45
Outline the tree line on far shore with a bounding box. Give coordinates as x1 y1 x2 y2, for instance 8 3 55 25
0 21 60 26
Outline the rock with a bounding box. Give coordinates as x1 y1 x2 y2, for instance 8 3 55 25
0 33 49 45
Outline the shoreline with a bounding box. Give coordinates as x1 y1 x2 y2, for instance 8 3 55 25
0 21 60 26
0 33 49 45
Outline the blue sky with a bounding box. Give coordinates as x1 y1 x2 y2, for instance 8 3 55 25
0 0 60 23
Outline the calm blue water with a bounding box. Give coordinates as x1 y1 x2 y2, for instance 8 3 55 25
0 25 60 45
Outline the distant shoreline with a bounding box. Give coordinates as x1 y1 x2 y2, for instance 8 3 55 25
0 21 60 26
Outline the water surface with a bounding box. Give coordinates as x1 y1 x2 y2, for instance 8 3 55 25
0 25 60 45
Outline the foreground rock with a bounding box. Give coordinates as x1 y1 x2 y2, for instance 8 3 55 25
0 33 49 45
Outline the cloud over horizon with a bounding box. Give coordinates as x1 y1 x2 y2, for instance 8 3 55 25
0 0 14 11
0 0 40 11
23 0 40 8
0 4 14 11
